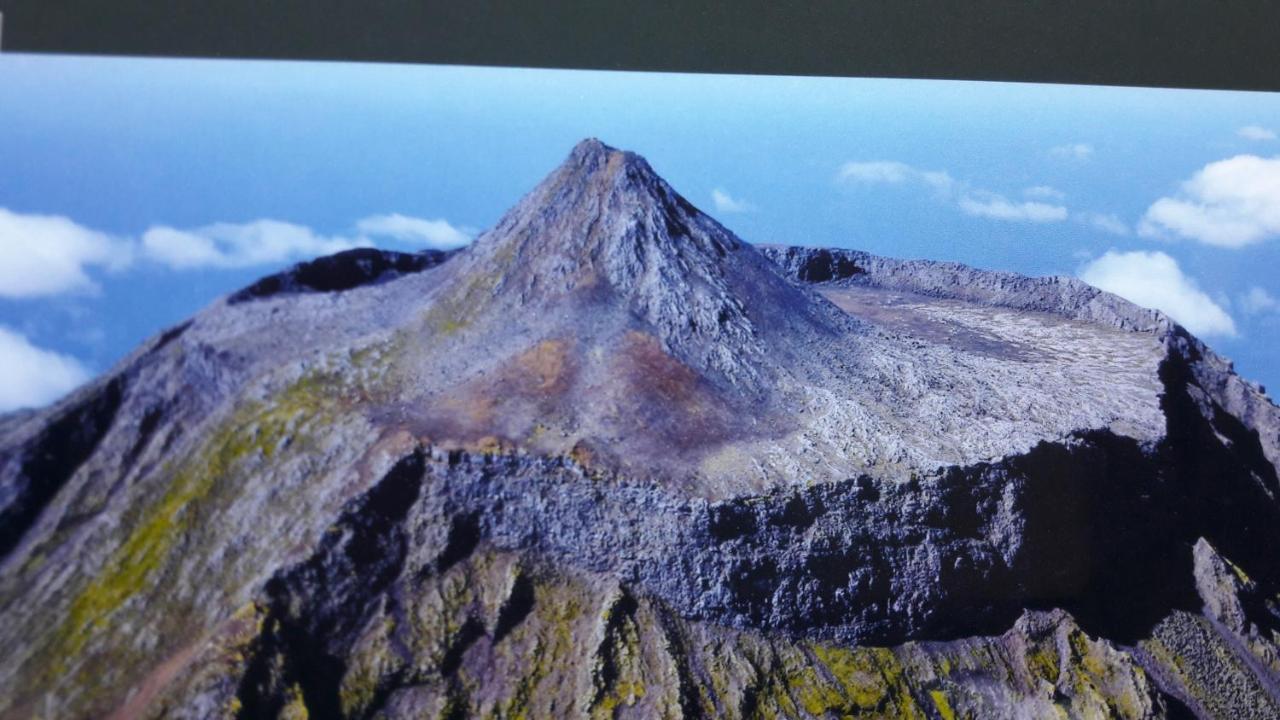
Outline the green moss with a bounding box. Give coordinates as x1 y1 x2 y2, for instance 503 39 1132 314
494 578 583 720
936 656 953 677
339 665 381 717
595 679 646 718
744 642 925 719
422 270 493 337
592 595 649 718
1066 629 1108 679
790 662 846 716
339 615 402 718
420 239 519 340
816 644 923 716
1025 640 1061 685
45 371 340 678
930 689 956 720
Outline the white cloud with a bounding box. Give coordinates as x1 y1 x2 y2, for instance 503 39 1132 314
1078 250 1236 337
838 161 1067 224
1239 286 1279 315
1075 211 1131 236
837 161 915 184
1024 185 1066 200
958 194 1068 222
1139 154 1280 248
1238 125 1277 141
710 189 755 214
1050 143 1094 160
919 171 956 192
0 208 132 298
1 208 471 280
355 213 472 249
0 326 90 412
141 219 369 269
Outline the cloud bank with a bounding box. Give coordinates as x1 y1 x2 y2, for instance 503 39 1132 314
958 194 1068 222
0 209 473 289
0 208 131 298
838 161 1067 224
0 326 90 412
1078 250 1236 338
142 220 371 269
356 214 472 249
1139 155 1280 248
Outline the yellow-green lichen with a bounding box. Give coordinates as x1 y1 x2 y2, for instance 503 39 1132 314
1024 640 1061 685
499 589 583 719
591 595 649 718
930 689 956 720
279 682 310 720
813 643 923 717
45 371 341 679
339 614 402 717
1066 629 1110 680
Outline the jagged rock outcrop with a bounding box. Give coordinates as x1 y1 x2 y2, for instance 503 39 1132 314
1 139 1279 719
228 247 456 305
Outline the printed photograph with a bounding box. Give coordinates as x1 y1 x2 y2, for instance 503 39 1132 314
1 54 1279 718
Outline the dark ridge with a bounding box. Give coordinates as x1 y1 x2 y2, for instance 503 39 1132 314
760 245 865 284
409 439 1243 647
655 608 714 719
797 249 865 283
440 689 470 720
150 320 192 354
0 375 126 559
358 665 411 720
767 492 824 529
593 591 642 706
227 247 456 305
1156 330 1280 583
1159 693 1202 720
492 572 535 644
1001 432 1203 644
122 403 166 472
691 423 1242 645
269 616 347 720
439 616 485 677
708 502 757 541
435 512 482 574
233 619 291 720
245 451 427 719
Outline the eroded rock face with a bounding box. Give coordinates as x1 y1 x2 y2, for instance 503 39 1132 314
1 139 1279 718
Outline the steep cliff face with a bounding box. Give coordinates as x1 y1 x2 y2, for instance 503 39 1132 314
1 140 1279 719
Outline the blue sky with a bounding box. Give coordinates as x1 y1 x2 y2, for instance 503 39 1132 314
1 54 1278 410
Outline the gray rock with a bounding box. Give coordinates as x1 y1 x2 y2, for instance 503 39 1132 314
1 138 1278 718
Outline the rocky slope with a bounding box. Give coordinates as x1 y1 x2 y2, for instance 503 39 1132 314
1 139 1279 719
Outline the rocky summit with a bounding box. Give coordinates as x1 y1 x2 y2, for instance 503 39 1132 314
2 139 1280 719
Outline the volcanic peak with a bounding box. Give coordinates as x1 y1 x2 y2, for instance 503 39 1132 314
468 137 744 287
434 139 831 391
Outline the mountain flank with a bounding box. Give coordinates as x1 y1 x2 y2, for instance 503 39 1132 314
1 139 1279 719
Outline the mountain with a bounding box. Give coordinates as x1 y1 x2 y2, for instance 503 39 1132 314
2 139 1280 719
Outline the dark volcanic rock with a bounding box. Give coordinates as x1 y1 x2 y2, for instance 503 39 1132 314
1 139 1279 719
227 247 456 304
767 245 866 283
